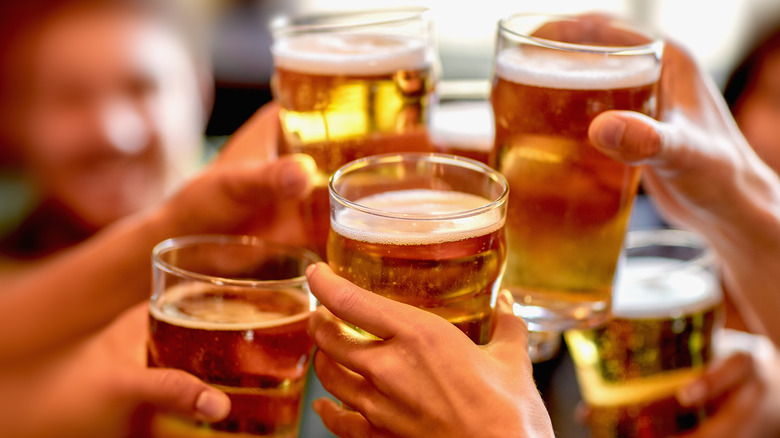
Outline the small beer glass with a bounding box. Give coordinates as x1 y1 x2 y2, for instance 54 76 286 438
327 153 508 345
147 235 320 437
565 229 723 438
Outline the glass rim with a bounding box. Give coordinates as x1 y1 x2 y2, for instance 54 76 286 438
498 13 663 56
270 7 430 36
152 234 321 288
328 153 509 221
625 228 716 274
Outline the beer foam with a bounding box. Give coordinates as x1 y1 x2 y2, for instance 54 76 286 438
150 283 310 331
332 189 504 245
272 33 428 76
612 257 721 319
495 47 660 90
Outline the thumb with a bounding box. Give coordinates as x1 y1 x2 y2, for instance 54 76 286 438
489 290 529 349
589 110 700 175
121 368 231 422
217 153 317 202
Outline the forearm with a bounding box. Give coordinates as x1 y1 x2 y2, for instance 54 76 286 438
709 170 780 346
0 210 170 362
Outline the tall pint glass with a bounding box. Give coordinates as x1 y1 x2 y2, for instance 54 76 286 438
327 153 507 345
490 14 663 330
147 235 320 438
271 9 438 256
565 230 723 438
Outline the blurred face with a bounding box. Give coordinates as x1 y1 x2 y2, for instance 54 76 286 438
734 50 780 174
18 7 205 229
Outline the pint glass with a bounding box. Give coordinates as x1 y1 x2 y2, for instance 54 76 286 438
147 235 320 437
271 9 438 256
565 230 723 438
327 153 508 345
490 14 663 330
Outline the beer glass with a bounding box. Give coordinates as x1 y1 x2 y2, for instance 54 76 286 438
490 14 663 330
565 229 723 438
270 8 438 257
328 153 508 345
147 235 320 438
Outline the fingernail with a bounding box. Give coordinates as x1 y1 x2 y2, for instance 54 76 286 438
595 116 626 151
676 380 707 407
306 263 317 277
196 390 231 420
312 398 326 414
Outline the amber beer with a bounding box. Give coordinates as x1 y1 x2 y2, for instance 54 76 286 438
147 236 319 438
490 15 662 330
271 10 437 256
327 154 508 345
565 231 722 438
148 285 312 437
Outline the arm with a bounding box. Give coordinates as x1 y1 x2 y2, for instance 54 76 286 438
306 262 554 438
0 303 231 438
588 43 780 344
0 102 315 362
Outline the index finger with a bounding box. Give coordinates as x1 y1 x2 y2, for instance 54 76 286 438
306 262 435 340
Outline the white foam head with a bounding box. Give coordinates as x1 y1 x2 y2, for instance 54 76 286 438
272 33 429 76
612 257 721 319
150 283 310 331
332 189 505 245
495 47 660 90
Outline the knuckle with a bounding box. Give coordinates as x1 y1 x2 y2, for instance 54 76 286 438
334 286 365 315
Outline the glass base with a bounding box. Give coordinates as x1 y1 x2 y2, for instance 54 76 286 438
512 299 611 332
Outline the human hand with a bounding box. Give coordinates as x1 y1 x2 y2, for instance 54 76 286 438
588 42 780 341
151 152 316 249
673 332 780 438
673 353 780 438
589 42 780 239
0 303 230 438
305 263 554 438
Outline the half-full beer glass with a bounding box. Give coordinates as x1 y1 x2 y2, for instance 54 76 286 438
271 9 438 256
147 235 320 437
565 230 723 438
490 14 663 330
328 153 508 345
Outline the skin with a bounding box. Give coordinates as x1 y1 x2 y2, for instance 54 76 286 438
733 50 780 178
0 303 231 438
0 101 315 435
11 6 205 232
587 41 780 438
306 263 554 438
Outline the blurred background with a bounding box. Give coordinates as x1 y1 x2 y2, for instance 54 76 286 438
203 0 780 135
3 0 780 236
1 1 779 436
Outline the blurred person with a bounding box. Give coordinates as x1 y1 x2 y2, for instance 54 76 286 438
724 23 780 175
0 95 315 436
0 1 316 435
0 0 209 263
